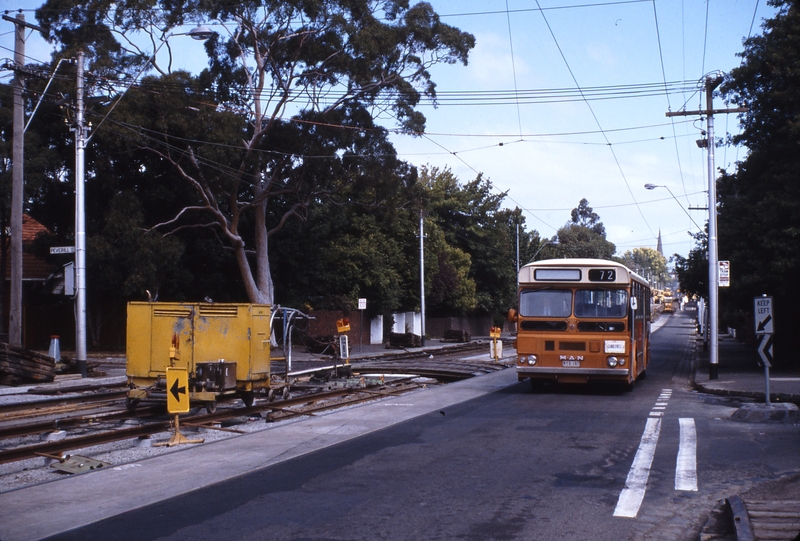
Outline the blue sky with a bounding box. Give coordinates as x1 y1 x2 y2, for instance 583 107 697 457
2 0 777 260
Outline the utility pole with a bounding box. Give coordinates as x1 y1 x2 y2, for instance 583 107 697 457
666 74 747 380
9 13 25 347
4 13 43 347
73 51 88 377
419 209 426 347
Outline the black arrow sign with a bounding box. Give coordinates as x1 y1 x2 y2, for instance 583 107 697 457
170 377 187 402
757 314 772 333
758 334 774 368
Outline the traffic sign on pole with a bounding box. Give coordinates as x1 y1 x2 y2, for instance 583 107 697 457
754 296 773 335
166 367 190 413
757 334 774 368
718 261 730 287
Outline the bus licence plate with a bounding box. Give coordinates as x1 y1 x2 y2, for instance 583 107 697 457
562 360 581 367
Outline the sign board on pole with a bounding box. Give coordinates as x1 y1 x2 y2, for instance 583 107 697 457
336 318 351 333
50 246 75 254
757 334 774 368
754 296 773 335
63 261 75 296
718 261 730 287
339 334 349 361
358 298 367 310
166 367 190 413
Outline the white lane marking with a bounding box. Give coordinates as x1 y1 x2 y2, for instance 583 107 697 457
614 417 662 518
675 418 698 491
651 317 668 333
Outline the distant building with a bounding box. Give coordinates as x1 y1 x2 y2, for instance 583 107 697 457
656 229 663 257
1 215 62 348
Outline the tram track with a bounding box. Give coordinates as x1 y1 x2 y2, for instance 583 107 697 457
0 380 423 465
0 343 508 469
0 389 128 419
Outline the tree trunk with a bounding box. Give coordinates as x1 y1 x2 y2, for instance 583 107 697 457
236 186 273 306
253 189 274 304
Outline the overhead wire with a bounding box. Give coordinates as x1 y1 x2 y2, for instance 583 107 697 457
3 0 766 255
532 0 656 240
651 0 691 210
504 0 523 139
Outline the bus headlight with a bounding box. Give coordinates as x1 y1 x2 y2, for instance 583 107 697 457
519 355 537 365
618 358 626 366
607 356 619 367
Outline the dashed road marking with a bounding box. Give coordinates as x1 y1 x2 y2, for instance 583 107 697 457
675 418 698 491
614 416 662 518
614 389 699 518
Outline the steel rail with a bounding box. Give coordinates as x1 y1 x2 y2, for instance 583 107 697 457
0 390 128 417
0 382 421 465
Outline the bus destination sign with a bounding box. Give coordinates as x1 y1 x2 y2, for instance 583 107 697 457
588 269 616 282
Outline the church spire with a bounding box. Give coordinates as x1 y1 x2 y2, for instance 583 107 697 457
657 229 663 256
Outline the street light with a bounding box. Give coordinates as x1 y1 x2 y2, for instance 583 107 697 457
72 26 214 376
643 183 703 231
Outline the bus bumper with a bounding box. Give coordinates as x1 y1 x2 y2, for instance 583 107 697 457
517 367 629 379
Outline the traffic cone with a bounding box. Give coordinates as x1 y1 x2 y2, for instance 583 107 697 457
48 335 61 362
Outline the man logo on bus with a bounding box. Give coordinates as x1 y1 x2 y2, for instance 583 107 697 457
560 355 584 361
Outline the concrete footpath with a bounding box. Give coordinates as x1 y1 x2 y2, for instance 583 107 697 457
693 332 800 416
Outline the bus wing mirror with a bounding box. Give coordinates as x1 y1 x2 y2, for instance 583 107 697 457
507 308 519 323
630 297 638 310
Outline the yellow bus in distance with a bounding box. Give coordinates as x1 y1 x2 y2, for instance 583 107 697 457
508 259 651 388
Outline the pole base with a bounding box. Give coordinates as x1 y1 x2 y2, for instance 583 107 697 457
76 359 87 378
154 414 204 447
709 363 719 380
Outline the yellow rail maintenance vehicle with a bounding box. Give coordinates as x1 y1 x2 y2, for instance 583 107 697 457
126 302 281 412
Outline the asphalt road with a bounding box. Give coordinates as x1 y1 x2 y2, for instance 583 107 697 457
45 310 800 541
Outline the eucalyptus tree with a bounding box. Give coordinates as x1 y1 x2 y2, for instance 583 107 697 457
619 247 669 285
36 0 476 305
549 199 615 260
719 0 800 349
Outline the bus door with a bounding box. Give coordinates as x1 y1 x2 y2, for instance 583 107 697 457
630 282 646 376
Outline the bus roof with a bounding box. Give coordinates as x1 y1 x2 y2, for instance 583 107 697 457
518 258 648 286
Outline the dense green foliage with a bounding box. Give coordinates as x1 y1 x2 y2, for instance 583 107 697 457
672 231 708 299
619 247 669 285
717 0 800 361
537 199 616 260
2 2 671 347
34 0 476 305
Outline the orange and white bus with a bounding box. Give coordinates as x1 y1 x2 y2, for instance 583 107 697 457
508 258 651 388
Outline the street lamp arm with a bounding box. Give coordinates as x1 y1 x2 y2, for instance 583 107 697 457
644 184 704 231
86 26 214 144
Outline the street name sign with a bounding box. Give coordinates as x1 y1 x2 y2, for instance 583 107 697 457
50 246 75 254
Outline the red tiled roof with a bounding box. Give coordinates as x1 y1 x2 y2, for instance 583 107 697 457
4 215 57 281
22 215 49 243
